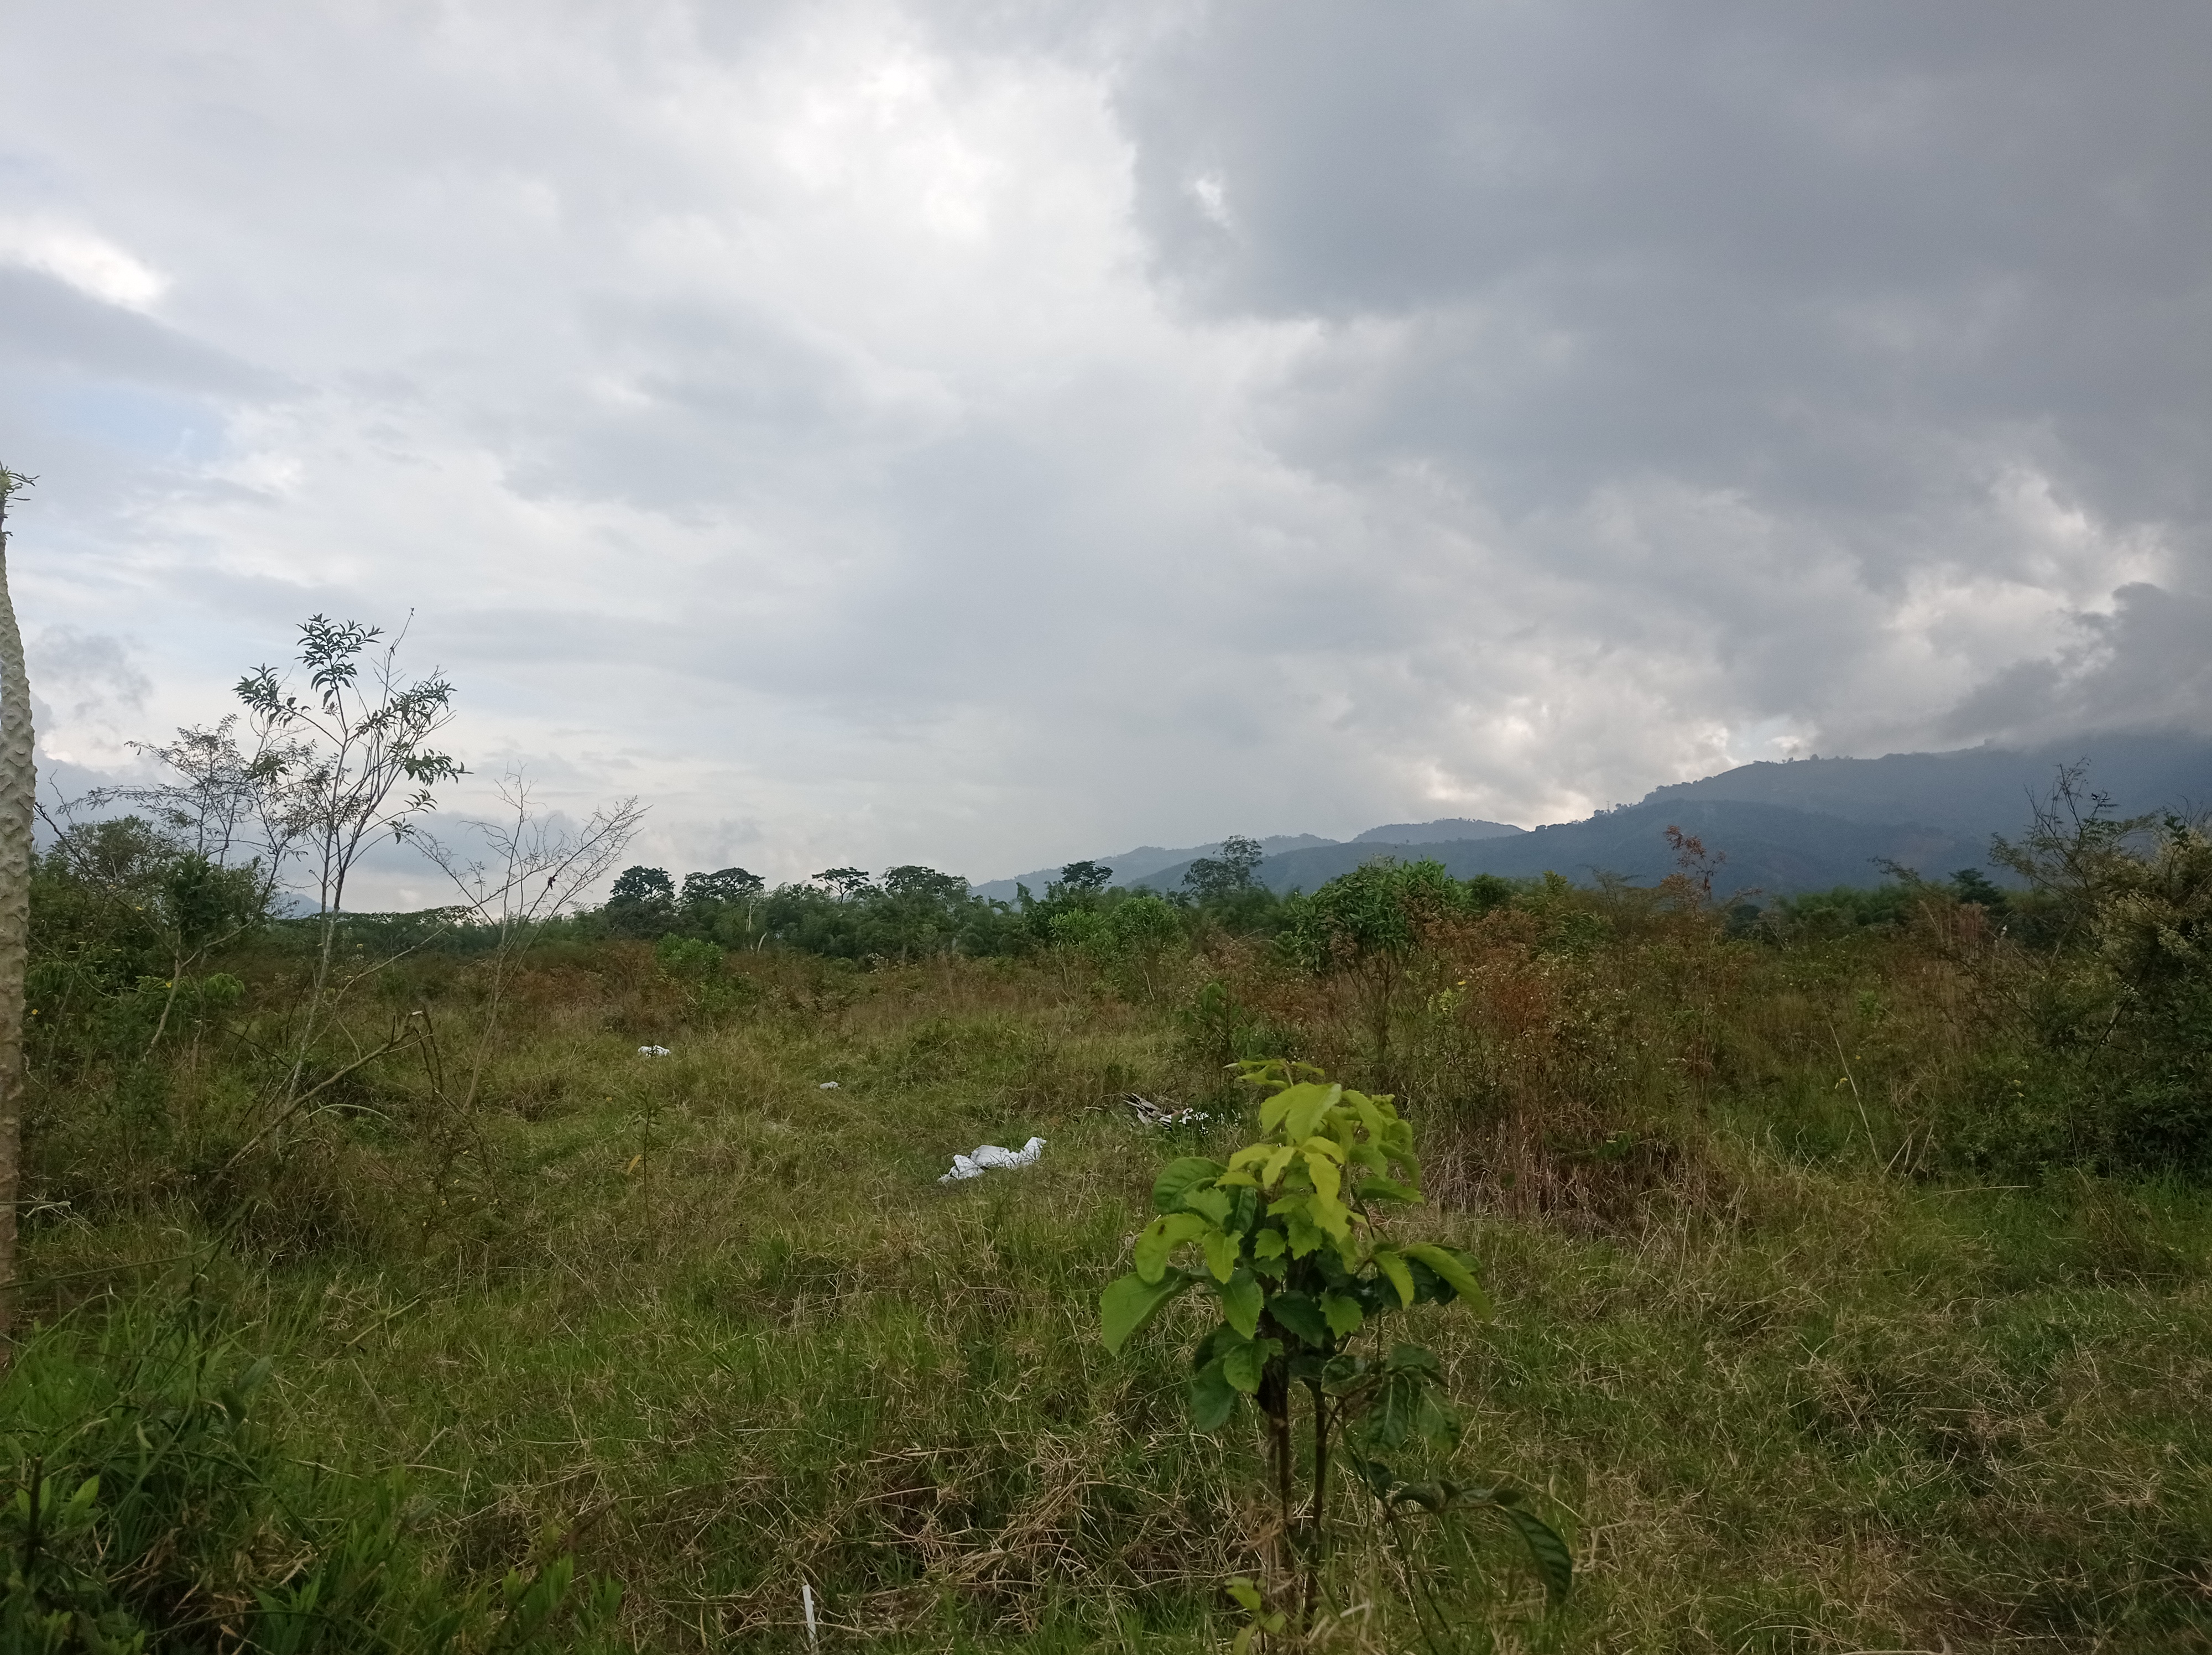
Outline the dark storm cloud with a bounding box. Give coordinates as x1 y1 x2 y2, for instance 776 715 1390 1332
1939 582 2212 745
1114 2 2212 545
0 268 280 398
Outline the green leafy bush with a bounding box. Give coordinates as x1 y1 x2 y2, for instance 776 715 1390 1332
653 933 724 981
1942 789 2212 1174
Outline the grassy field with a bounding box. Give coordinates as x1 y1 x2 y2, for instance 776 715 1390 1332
11 890 2212 1652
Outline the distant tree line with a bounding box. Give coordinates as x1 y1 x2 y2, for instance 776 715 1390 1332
577 834 2043 967
581 836 1291 964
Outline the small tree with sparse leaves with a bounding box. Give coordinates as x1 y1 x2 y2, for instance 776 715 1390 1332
1100 1059 1570 1644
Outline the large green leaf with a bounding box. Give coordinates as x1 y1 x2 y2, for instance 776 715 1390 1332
1194 1323 1246 1368
1303 1151 1342 1208
1320 1290 1364 1339
1099 1269 1193 1355
1308 1189 1352 1242
1280 1204 1325 1258
1222 1336 1280 1393
1190 1358 1240 1432
1354 1174 1419 1205
1218 1144 1272 1184
1218 1269 1264 1337
1152 1157 1225 1214
1348 1453 1400 1501
1282 1082 1342 1142
1202 1226 1242 1283
1499 1502 1575 1605
1322 1352 1370 1388
1267 1290 1329 1347
1229 1186 1261 1233
1384 1342 1442 1375
1135 1212 1212 1283
1403 1243 1491 1316
1371 1246 1416 1308
1366 1370 1422 1447
1413 1386 1458 1445
1183 1185 1235 1226
1259 1081 1317 1133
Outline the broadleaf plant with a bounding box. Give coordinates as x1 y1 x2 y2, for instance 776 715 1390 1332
1101 1059 1570 1640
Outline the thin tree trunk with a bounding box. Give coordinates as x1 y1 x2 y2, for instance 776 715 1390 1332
1303 1378 1332 1631
0 470 38 1362
1260 1355 1295 1632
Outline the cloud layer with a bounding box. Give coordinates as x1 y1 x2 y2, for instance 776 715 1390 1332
3 1 2206 901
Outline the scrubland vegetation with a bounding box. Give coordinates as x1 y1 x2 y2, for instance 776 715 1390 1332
7 624 2212 1652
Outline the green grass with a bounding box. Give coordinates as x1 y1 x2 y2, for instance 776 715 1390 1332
12 934 2212 1651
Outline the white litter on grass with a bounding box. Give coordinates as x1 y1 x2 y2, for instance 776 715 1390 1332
638 1045 671 1057
939 1137 1046 1183
817 1080 839 1090
1121 1092 1210 1128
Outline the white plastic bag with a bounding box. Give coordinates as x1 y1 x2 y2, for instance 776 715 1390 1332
939 1136 1045 1183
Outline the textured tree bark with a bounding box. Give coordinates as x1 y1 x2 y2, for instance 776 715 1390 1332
0 470 33 1362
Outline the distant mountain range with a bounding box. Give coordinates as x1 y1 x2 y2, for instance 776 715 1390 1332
1644 730 2212 839
1133 799 1986 898
968 820 1520 902
1352 818 1525 845
977 731 2212 902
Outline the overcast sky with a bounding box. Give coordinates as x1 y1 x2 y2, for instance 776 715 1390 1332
4 2 2207 902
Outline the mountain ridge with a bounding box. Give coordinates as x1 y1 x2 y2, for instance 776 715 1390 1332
987 730 2212 901
968 820 1518 902
1131 799 1989 898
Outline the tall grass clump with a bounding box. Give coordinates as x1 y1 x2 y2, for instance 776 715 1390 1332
3 1283 620 1651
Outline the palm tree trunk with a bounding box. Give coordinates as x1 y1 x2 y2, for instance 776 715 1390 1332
0 469 37 1363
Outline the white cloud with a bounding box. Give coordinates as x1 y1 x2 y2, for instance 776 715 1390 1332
0 218 168 310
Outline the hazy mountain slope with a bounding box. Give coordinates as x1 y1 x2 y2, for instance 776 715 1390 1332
975 818 1523 901
988 733 2212 903
969 833 1338 902
1352 818 1526 844
1646 731 2212 839
1137 799 1987 897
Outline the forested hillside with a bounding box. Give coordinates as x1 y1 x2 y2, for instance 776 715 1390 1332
1646 731 2212 837
1138 799 1986 897
1124 733 2212 898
